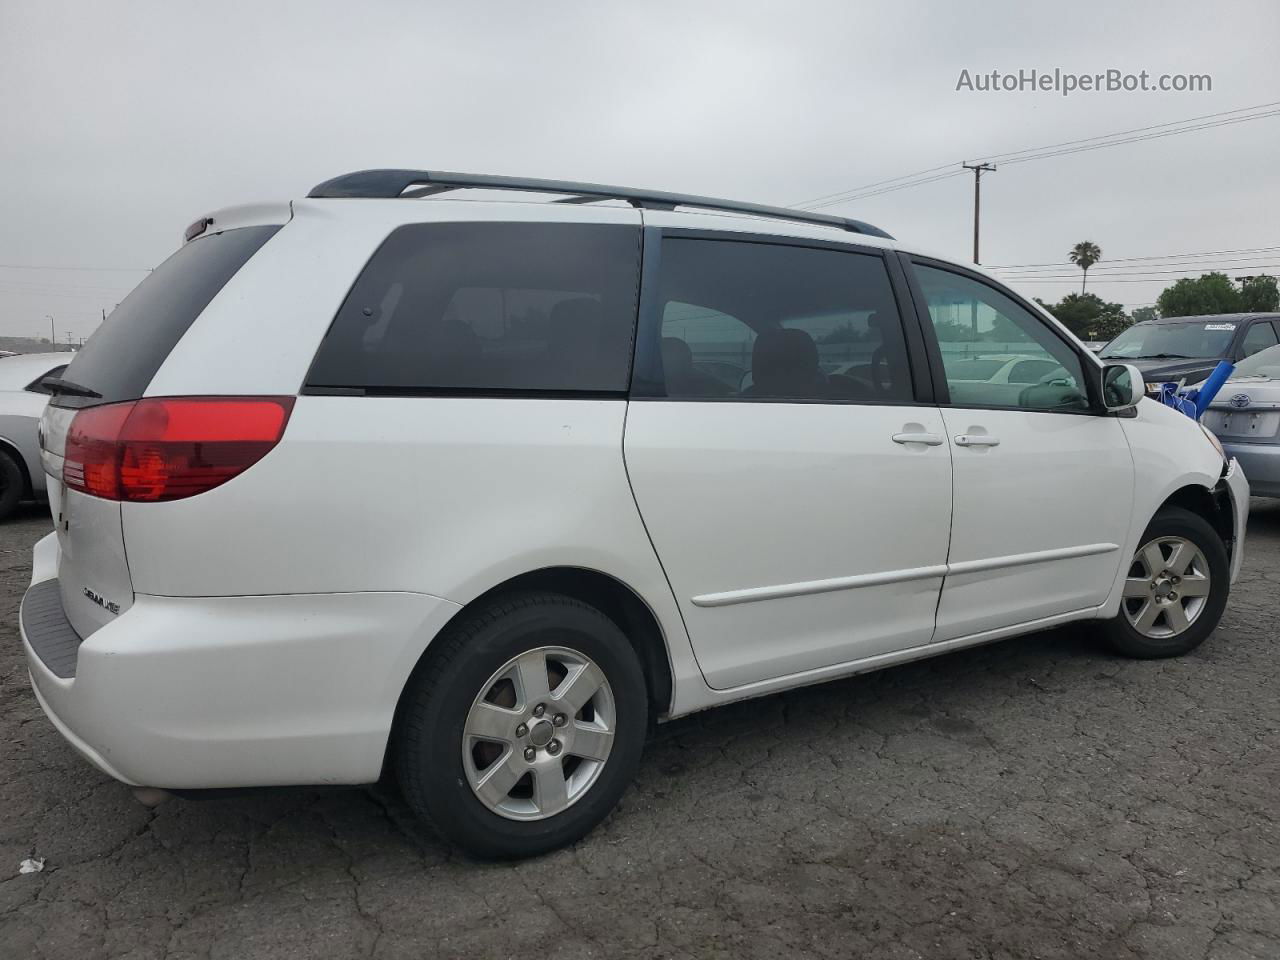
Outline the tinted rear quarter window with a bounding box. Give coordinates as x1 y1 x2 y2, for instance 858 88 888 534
61 226 280 405
306 222 642 394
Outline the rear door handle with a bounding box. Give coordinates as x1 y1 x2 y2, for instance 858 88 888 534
891 432 944 446
954 434 1000 447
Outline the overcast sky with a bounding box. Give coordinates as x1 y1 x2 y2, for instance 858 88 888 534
2 0 1278 341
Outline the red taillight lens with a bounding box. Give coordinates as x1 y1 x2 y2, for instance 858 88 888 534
63 397 294 502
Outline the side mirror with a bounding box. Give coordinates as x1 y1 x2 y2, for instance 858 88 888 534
1102 363 1144 410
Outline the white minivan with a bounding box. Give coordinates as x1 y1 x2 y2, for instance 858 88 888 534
21 171 1249 858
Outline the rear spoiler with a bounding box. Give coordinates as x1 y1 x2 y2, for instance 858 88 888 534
181 201 293 244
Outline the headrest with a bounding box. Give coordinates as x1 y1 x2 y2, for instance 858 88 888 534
661 336 694 372
548 297 602 341
752 327 822 396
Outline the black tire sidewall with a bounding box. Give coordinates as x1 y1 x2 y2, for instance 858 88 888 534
399 596 648 859
0 452 24 521
1107 507 1230 658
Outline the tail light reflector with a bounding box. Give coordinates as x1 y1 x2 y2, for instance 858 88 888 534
63 397 294 502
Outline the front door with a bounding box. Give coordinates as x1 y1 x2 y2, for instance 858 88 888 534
907 260 1134 642
623 234 954 690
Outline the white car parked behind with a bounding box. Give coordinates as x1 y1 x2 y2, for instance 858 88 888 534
21 170 1248 858
0 352 71 520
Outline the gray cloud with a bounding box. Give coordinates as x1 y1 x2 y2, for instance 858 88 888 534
2 0 1278 339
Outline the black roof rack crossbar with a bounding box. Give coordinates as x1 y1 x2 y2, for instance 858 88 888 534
306 169 893 239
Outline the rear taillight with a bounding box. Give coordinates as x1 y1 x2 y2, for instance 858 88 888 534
63 397 294 502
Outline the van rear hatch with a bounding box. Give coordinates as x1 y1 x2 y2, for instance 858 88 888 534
40 224 282 638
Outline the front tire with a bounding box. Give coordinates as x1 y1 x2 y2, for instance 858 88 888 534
1100 506 1230 658
395 591 648 859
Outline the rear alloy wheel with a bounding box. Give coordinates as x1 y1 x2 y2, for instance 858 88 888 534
396 591 647 859
1101 506 1229 658
463 646 616 821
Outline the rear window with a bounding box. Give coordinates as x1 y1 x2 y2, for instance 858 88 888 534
60 226 280 404
305 222 641 394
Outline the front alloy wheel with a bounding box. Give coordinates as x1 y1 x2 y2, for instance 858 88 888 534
1101 505 1229 659
1121 536 1212 639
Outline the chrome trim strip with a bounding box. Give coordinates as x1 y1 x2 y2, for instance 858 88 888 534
946 542 1119 576
1208 402 1280 411
691 543 1120 608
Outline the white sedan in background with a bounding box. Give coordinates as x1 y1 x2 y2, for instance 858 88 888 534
0 353 71 520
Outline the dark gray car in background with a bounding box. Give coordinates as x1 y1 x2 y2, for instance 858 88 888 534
1099 313 1280 389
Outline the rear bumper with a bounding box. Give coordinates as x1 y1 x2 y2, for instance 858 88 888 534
20 535 462 789
1223 441 1280 498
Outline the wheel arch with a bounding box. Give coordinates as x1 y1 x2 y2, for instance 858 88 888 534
1157 480 1235 550
1101 463 1236 621
386 566 676 776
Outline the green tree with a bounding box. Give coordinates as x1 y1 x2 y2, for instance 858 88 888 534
1068 241 1102 294
1088 310 1133 342
1156 272 1242 317
1131 306 1158 324
1240 275 1280 312
931 318 976 342
1038 292 1129 340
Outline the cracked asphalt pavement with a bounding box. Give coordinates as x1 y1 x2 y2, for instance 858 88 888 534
2 500 1279 959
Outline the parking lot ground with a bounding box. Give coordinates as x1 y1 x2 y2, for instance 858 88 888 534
2 500 1279 960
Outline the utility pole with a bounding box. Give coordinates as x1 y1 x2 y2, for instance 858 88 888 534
45 314 55 345
962 162 997 264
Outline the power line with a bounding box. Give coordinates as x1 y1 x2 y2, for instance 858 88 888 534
996 110 1280 167
981 100 1280 164
993 257 1280 277
0 278 140 292
0 263 151 272
793 100 1280 211
987 244 1280 269
791 163 958 209
995 263 1280 280
1008 276 1268 284
802 171 965 209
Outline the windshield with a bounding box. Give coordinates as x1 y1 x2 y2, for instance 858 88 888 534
1100 320 1237 360
1232 342 1280 379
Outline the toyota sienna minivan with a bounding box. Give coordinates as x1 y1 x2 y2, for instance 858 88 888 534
21 170 1249 858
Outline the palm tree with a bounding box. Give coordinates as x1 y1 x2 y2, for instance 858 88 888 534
1069 241 1102 294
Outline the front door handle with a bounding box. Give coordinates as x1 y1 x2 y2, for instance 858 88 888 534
954 434 1001 447
891 432 945 446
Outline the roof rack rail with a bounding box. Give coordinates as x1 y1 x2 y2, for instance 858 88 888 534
306 169 893 239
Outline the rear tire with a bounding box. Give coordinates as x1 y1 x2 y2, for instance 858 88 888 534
395 590 648 859
0 451 25 521
1099 506 1229 659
